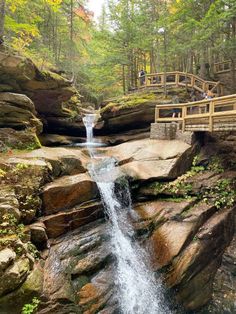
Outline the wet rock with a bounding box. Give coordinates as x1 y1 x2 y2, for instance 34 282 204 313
207 228 236 313
78 266 114 313
39 221 113 313
42 173 98 215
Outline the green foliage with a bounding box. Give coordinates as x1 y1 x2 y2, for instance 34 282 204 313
0 169 6 177
21 297 40 314
207 156 224 174
13 163 30 173
203 179 236 210
27 242 39 259
0 213 25 238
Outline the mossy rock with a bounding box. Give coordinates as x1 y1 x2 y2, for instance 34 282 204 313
0 128 41 151
0 266 43 314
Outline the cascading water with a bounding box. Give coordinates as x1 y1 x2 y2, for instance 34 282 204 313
82 113 98 144
83 114 171 314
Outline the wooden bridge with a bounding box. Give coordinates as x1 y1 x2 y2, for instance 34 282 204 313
214 60 236 74
154 94 236 132
139 71 224 96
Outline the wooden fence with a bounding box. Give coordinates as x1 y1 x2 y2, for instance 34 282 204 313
155 94 236 132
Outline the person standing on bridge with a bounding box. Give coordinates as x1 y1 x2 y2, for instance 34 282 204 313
139 69 146 86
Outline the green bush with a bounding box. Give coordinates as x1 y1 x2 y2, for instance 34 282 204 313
21 297 40 314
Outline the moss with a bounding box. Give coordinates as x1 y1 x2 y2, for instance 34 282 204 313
100 92 168 114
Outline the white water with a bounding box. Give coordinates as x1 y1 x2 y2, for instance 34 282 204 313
82 113 98 143
84 114 171 314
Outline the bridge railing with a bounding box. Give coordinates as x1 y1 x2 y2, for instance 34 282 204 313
139 71 223 96
214 61 236 74
155 94 236 132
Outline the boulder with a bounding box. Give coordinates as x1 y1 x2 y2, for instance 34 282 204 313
41 201 103 238
17 146 89 177
99 91 190 134
0 48 36 82
0 128 42 150
105 139 197 180
0 92 42 132
0 257 30 297
30 222 48 249
0 248 16 273
0 265 44 314
42 173 98 215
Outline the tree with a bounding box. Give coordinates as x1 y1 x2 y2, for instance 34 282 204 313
0 0 6 41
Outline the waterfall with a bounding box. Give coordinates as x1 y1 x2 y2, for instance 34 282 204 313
83 114 171 314
82 113 98 143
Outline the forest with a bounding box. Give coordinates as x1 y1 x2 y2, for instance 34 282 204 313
0 0 235 101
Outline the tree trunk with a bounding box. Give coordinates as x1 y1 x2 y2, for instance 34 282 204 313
0 0 6 41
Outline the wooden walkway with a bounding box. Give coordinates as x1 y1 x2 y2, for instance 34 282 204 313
139 71 224 96
155 94 236 132
214 61 236 74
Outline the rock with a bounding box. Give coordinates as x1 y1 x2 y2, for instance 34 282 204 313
30 222 48 249
0 265 44 314
39 134 83 147
0 47 83 135
95 128 150 146
78 266 115 313
0 248 16 273
207 228 236 313
165 207 235 310
39 221 112 313
99 91 190 134
105 139 197 181
0 186 20 222
0 92 36 113
0 257 30 297
42 201 103 238
0 92 42 133
18 146 88 177
148 200 216 269
42 173 98 215
0 47 36 82
0 128 41 150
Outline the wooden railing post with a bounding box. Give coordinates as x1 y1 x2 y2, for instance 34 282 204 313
155 107 160 122
191 75 194 88
182 106 187 131
209 100 214 132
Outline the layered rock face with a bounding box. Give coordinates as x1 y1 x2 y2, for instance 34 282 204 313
0 46 83 136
